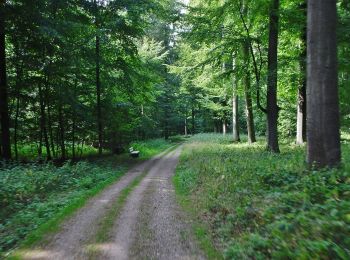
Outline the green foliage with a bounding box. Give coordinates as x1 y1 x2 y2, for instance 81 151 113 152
175 134 350 259
4 0 179 161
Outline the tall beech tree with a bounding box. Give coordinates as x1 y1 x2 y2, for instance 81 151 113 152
94 0 102 156
0 1 11 160
266 0 280 153
307 0 341 167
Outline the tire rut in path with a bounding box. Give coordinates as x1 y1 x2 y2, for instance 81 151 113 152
97 146 205 260
20 148 173 260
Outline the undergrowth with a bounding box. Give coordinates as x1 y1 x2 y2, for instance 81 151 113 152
175 134 350 259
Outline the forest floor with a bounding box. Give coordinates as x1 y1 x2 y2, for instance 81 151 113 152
174 134 350 259
12 145 204 260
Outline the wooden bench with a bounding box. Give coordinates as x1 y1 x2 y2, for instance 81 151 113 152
129 147 140 158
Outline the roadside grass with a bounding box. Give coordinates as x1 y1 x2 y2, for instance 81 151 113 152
173 172 223 260
174 133 350 259
0 138 174 258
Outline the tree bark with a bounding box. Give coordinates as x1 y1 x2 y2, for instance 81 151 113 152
243 41 256 144
72 112 76 160
307 0 340 168
222 120 227 135
266 0 280 153
14 92 19 160
95 1 103 156
191 106 195 135
232 58 240 142
296 1 307 145
58 90 65 160
13 44 22 161
0 3 11 160
232 94 240 142
46 84 56 158
39 80 51 160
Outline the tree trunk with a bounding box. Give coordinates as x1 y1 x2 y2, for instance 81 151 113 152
95 2 103 156
232 58 240 142
46 86 56 158
222 120 227 135
72 113 76 160
243 41 256 144
39 81 51 160
0 3 11 160
14 49 22 161
307 0 340 168
184 116 187 136
58 96 65 160
266 0 280 153
191 106 195 135
232 94 240 142
14 92 19 160
296 86 306 144
296 1 307 145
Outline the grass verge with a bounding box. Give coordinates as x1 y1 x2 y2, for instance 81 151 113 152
174 134 350 259
173 172 223 260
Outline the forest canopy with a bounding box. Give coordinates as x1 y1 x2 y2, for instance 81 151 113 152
0 0 348 165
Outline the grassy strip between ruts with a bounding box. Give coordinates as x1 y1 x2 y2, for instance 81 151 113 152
89 143 181 255
86 172 148 259
2 138 176 259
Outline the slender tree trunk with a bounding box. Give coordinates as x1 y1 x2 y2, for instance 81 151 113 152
38 124 43 157
95 2 103 156
184 116 187 136
191 106 195 135
0 3 11 160
222 120 227 135
296 86 306 144
243 41 256 144
13 51 22 161
14 91 19 160
296 2 307 145
307 0 340 167
266 0 280 153
72 77 78 160
46 86 56 158
39 81 51 160
232 57 240 142
232 94 240 142
72 113 76 160
58 92 65 160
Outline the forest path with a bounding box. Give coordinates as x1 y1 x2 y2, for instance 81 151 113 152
20 146 204 260
95 146 204 260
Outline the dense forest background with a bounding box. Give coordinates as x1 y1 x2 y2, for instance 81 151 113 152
1 0 349 161
1 0 183 161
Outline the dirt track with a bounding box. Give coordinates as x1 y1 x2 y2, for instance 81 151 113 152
21 146 204 260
